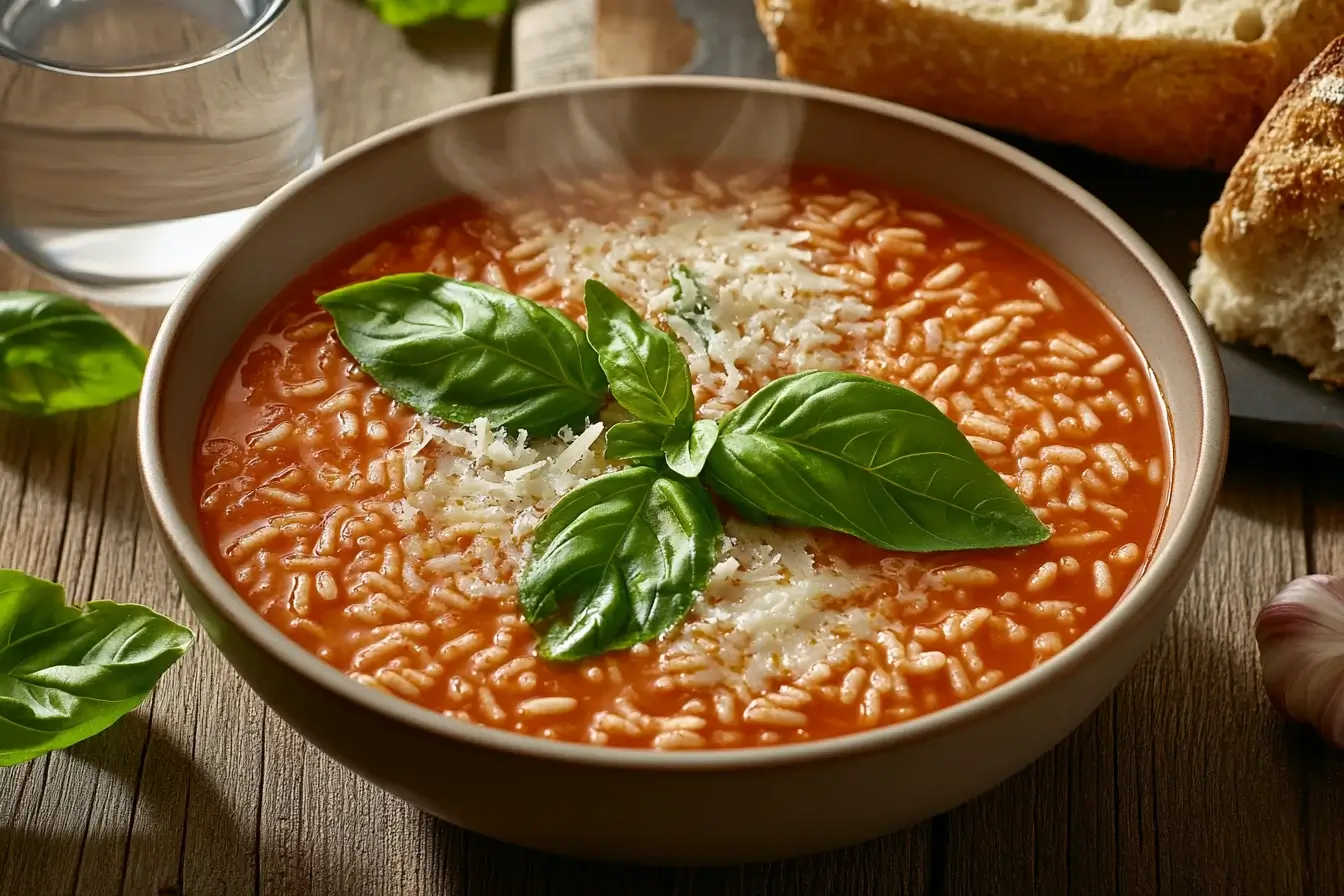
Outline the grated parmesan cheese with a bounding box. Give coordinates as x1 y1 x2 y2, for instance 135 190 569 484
518 203 879 416
668 521 886 693
398 417 945 699
393 200 949 701
400 419 620 598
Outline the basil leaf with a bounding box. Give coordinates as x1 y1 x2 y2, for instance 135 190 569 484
583 280 693 428
0 292 146 416
0 570 193 767
664 418 718 479
604 420 670 467
320 274 607 436
518 467 721 660
366 0 508 27
703 371 1050 552
668 264 715 344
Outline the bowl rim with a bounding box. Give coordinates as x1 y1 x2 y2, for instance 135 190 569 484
138 74 1228 772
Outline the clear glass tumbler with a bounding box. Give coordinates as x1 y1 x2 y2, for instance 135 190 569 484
0 0 321 305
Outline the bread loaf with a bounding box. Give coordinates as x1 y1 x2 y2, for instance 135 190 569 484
1191 36 1344 382
754 0 1344 170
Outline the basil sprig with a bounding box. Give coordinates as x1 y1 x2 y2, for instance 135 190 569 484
664 418 719 479
0 292 146 416
0 570 193 766
584 280 692 428
604 420 669 467
518 467 721 660
704 372 1049 551
322 273 1051 660
319 274 607 436
582 280 718 477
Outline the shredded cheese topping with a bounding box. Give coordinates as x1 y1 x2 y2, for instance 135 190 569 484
396 204 921 695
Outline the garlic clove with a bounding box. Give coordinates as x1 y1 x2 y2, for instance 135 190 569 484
1255 574 1344 748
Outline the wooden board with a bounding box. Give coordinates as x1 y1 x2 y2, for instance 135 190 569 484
4 1 1344 893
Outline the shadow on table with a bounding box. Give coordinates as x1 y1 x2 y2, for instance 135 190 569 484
994 134 1226 282
0 709 256 896
401 18 503 69
439 811 930 896
0 400 147 549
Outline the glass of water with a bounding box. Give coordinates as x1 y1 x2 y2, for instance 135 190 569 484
0 0 321 305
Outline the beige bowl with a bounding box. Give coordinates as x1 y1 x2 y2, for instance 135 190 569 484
138 77 1228 864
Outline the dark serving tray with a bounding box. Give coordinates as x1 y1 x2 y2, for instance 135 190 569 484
673 0 1344 457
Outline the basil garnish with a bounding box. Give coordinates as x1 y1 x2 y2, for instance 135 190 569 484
518 467 721 661
0 292 146 416
324 273 1053 659
0 570 193 766
668 264 715 344
583 279 693 428
664 418 718 479
584 280 718 476
603 417 718 477
319 274 607 436
703 371 1050 552
604 420 670 467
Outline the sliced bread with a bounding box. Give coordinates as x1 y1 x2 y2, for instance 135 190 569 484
754 0 1344 170
1191 36 1344 382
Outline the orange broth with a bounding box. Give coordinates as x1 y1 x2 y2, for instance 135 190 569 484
195 166 1169 749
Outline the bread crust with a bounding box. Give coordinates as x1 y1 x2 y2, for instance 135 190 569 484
1201 36 1344 258
755 0 1344 171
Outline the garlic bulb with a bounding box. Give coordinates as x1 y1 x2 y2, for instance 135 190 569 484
1256 574 1344 748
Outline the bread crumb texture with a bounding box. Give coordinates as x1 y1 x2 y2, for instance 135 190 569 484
1193 37 1344 382
754 0 1344 170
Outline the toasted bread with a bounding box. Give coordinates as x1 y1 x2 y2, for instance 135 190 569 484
1191 37 1344 382
755 0 1344 170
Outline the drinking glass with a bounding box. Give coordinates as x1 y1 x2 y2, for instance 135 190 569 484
0 0 322 305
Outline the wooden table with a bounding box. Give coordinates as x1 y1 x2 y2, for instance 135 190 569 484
3 4 1343 894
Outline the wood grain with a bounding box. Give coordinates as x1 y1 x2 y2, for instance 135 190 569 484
0 2 500 893
2 1 1342 894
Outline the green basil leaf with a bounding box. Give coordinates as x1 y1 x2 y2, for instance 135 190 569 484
518 467 721 660
319 274 607 436
703 371 1050 552
668 264 715 344
604 420 670 467
583 280 693 428
0 571 72 648
0 292 146 416
0 570 193 767
663 418 718 479
366 0 508 28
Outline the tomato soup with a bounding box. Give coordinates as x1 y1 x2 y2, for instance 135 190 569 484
195 166 1169 749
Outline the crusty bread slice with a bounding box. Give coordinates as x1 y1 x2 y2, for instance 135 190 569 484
1191 37 1344 382
755 0 1344 170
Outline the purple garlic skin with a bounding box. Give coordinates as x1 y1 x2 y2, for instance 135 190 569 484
1256 574 1344 749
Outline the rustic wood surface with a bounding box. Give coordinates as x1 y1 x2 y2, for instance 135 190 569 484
3 3 1343 894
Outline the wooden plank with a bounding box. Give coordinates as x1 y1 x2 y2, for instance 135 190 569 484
1118 448 1308 895
450 826 931 896
251 5 503 896
311 0 504 151
940 739 1070 894
0 4 502 894
0 259 179 896
938 446 1309 896
1300 454 1344 896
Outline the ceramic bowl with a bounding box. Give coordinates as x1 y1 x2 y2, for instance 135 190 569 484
138 76 1228 864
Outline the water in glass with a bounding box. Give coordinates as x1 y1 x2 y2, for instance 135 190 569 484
0 0 321 305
